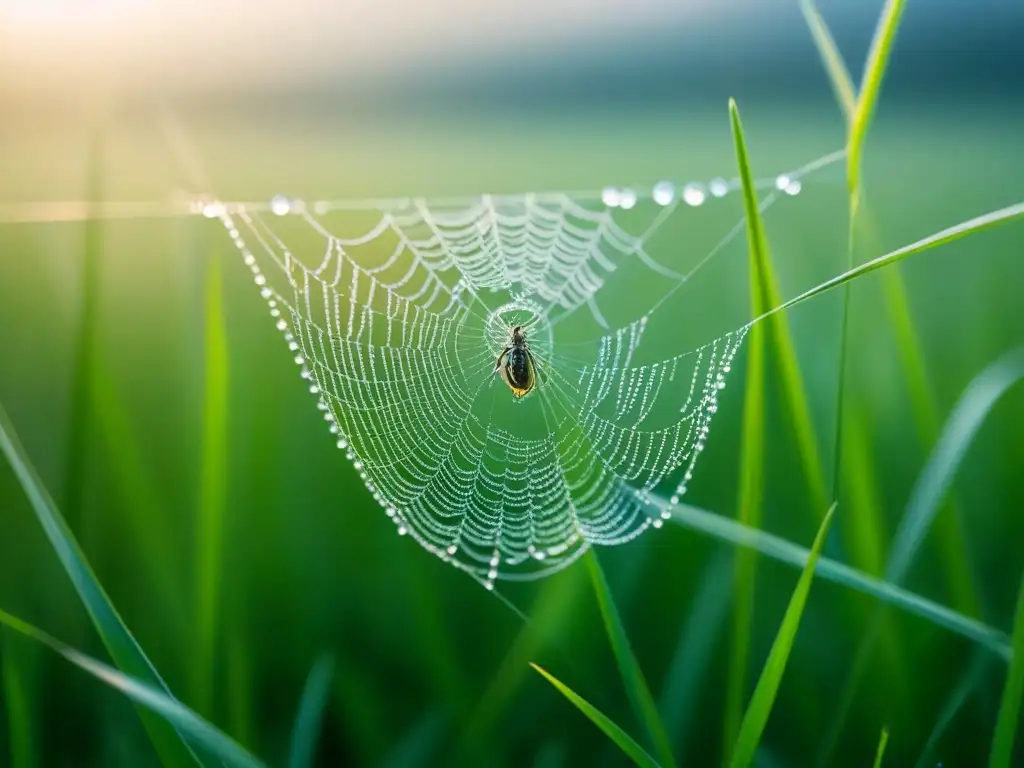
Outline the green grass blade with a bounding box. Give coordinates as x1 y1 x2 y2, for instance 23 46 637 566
872 727 889 768
801 0 981 619
0 399 201 768
288 655 335 768
888 346 1024 585
195 250 230 718
659 550 733 750
585 551 675 768
530 663 660 768
847 0 907 204
915 650 992 768
728 503 836 768
725 97 769 757
726 95 829 756
759 202 1024 323
799 0 856 122
2 632 34 768
0 609 264 768
658 497 1011 660
989 572 1024 768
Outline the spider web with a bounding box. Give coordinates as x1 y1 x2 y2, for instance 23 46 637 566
208 150 843 586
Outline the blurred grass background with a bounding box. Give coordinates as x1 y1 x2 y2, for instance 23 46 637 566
1 0 1024 765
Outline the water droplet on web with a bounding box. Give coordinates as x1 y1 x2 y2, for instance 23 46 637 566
775 174 791 191
682 183 706 207
709 178 729 197
270 194 291 216
652 181 675 206
601 187 621 207
619 188 637 210
784 179 802 196
337 439 348 449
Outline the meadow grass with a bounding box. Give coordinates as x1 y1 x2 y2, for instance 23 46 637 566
2 2 1024 765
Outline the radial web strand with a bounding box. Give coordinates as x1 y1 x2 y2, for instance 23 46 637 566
210 150 844 586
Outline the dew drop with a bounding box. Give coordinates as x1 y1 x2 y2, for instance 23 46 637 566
601 187 621 208
619 188 638 210
682 183 706 207
709 178 729 197
270 194 291 216
652 181 675 206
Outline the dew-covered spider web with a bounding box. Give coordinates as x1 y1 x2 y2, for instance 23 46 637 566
208 149 844 587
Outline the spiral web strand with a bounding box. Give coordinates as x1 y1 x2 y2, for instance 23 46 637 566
210 150 843 586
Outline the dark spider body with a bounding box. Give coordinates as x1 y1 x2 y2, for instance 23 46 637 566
494 325 537 398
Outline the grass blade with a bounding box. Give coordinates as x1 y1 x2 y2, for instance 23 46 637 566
0 609 264 768
989 572 1024 768
659 497 1010 659
801 0 981 619
915 650 992 768
872 727 889 768
659 550 733 752
2 632 34 768
759 202 1024 323
798 0 855 122
195 249 230 717
726 95 830 755
585 552 675 768
728 503 836 768
725 97 770 758
530 663 659 768
288 655 335 768
889 346 1024 585
847 0 907 205
0 399 200 767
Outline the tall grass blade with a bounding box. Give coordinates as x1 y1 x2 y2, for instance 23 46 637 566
530 664 660 768
819 346 1024 765
989 572 1024 768
847 0 907 206
2 632 33 768
798 0 855 122
726 95 829 755
759 202 1024 323
728 503 836 768
659 550 733 751
800 0 981 618
0 399 200 767
872 727 889 768
0 609 263 768
915 650 992 768
585 552 675 768
195 250 230 717
658 498 1010 660
288 654 335 768
724 95 769 758
889 346 1024 584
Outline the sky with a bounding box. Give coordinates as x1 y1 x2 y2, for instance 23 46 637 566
0 0 1020 102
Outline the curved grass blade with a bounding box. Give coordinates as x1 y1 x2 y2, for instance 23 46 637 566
658 497 1010 659
818 346 1024 763
530 663 659 768
989 572 1024 768
0 400 200 767
585 552 675 768
0 609 264 768
888 346 1024 585
757 202 1024 325
288 654 335 768
872 727 889 768
728 503 836 768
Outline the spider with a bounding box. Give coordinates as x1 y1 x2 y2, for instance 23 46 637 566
493 325 537 398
